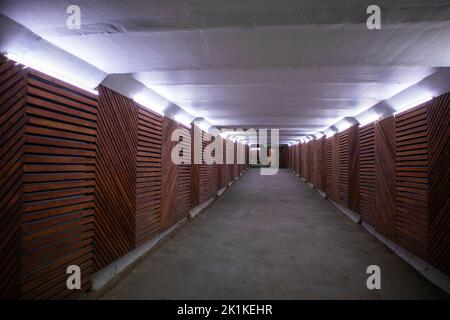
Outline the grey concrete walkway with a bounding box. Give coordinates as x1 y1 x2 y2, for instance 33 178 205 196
101 169 448 299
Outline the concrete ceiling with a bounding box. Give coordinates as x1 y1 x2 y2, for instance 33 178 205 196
1 1 450 143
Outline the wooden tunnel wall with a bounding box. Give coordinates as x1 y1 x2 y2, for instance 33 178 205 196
0 55 249 299
1 57 98 299
161 118 190 231
289 92 449 275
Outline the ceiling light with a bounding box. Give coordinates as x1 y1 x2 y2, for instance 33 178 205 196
133 92 165 115
175 114 193 127
198 122 211 133
6 52 98 95
358 113 380 127
313 132 324 139
393 95 433 116
335 119 355 132
324 128 337 138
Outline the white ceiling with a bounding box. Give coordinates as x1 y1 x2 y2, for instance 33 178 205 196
1 0 450 143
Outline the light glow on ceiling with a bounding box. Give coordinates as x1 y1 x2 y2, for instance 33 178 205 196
335 119 355 132
358 112 381 127
175 114 194 127
195 120 212 133
6 52 99 95
313 132 325 139
133 92 165 115
324 127 338 138
393 95 433 116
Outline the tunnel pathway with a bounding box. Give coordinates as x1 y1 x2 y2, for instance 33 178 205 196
101 168 446 299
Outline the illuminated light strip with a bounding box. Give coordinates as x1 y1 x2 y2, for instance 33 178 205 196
313 132 324 139
175 114 193 127
393 95 433 116
133 93 165 116
358 113 381 127
335 119 354 132
197 122 211 133
6 52 99 95
324 128 337 138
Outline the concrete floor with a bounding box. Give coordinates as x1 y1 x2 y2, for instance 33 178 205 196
101 168 448 299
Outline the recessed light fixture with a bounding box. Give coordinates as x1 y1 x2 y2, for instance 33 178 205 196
6 52 99 95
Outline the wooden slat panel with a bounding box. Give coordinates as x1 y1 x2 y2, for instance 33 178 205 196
161 118 190 230
375 116 396 240
300 143 307 179
0 56 26 299
20 70 97 299
218 137 228 188
326 135 339 201
347 126 359 212
425 93 450 274
314 137 326 191
395 103 430 259
135 106 162 245
94 86 137 270
338 129 349 207
358 123 376 227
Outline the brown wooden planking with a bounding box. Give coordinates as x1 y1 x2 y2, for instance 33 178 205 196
17 69 97 299
0 56 26 299
310 140 317 185
135 106 162 245
358 123 376 227
347 125 359 212
3 50 449 299
426 93 450 274
338 129 350 206
161 117 190 230
395 103 430 259
374 116 396 240
218 137 228 188
300 143 307 179
325 137 334 199
95 86 163 263
314 137 326 191
329 134 340 201
94 86 137 270
394 93 450 275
